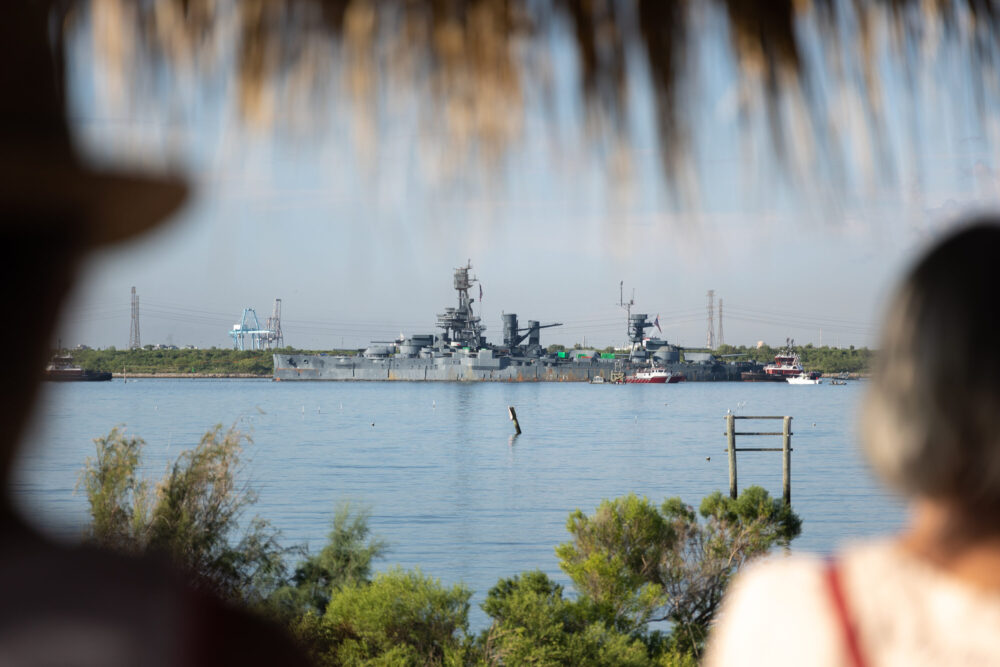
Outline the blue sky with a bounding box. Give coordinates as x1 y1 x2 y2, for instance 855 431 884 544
60 9 999 351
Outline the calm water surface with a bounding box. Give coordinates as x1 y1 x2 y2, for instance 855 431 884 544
14 379 905 627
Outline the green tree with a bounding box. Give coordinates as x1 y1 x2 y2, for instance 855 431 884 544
80 425 288 604
479 571 651 666
271 502 389 617
79 426 150 553
556 487 800 658
318 568 472 666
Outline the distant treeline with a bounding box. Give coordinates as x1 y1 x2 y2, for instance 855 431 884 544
546 342 874 375
710 344 874 375
66 347 358 376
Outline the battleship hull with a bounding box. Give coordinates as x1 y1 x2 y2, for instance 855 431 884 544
273 354 742 382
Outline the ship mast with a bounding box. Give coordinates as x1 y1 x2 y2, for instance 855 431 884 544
436 261 486 349
619 281 636 350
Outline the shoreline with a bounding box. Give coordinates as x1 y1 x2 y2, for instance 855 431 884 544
107 371 870 381
113 373 269 379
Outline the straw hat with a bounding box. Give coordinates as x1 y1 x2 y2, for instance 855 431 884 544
0 5 187 246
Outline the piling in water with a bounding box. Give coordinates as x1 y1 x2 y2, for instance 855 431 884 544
508 406 522 435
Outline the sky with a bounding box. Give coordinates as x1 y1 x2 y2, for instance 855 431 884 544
59 8 1000 352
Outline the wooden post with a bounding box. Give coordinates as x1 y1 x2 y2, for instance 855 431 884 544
782 416 792 505
508 406 522 435
727 413 737 499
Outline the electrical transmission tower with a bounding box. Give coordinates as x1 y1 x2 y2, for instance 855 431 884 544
618 281 635 345
264 298 284 348
129 286 141 349
718 298 725 347
706 290 715 349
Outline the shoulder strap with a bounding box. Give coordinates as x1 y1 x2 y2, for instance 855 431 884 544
825 559 867 667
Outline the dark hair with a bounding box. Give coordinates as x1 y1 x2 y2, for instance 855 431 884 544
862 218 1000 512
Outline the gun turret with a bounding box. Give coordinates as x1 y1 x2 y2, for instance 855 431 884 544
502 313 562 349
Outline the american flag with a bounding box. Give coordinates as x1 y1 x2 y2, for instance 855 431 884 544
654 314 661 333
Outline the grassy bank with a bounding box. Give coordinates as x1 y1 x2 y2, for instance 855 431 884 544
67 347 357 377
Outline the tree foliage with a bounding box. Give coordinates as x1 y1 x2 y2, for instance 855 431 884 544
556 487 800 657
81 427 801 664
319 568 472 666
65 347 364 376
714 343 874 375
270 501 389 618
80 427 150 553
80 425 288 603
479 571 652 667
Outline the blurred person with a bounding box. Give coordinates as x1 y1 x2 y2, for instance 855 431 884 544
0 5 307 665
705 219 1000 666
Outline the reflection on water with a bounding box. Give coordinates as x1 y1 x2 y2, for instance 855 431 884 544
14 379 904 627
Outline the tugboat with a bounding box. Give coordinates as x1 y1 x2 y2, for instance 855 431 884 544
43 354 112 382
742 339 820 382
625 364 685 384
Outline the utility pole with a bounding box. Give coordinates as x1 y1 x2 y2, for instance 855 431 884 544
718 298 725 347
129 286 141 350
706 290 715 349
618 280 634 344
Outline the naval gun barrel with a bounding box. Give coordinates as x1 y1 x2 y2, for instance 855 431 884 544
503 314 563 348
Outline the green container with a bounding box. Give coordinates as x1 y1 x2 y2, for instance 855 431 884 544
557 351 567 358
601 353 615 359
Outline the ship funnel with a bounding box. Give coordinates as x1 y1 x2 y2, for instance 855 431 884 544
503 314 519 348
527 320 541 347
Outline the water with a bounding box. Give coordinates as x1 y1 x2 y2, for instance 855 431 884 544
14 379 905 628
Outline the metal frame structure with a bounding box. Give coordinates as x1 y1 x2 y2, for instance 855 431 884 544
724 414 794 504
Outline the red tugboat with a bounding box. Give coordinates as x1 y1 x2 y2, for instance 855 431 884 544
742 339 821 382
626 365 686 384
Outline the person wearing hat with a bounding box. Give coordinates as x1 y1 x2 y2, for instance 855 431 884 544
0 6 307 665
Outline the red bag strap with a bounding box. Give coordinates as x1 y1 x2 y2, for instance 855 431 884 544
825 559 867 667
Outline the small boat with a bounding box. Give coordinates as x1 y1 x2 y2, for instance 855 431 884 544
625 365 685 384
43 355 112 382
786 374 821 385
590 375 606 384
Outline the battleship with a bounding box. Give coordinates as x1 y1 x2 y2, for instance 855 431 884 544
273 263 747 382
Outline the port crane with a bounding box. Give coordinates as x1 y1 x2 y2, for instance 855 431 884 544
229 299 283 350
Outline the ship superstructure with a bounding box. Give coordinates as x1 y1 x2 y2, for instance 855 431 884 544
273 264 745 382
436 262 486 350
